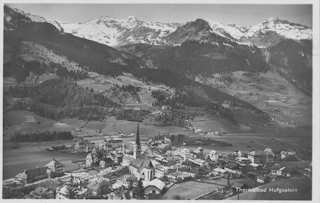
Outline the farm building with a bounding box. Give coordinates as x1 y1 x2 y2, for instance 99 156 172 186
280 150 296 160
235 157 251 164
144 179 166 195
248 148 275 164
270 164 286 176
206 150 219 162
45 158 65 177
15 167 50 184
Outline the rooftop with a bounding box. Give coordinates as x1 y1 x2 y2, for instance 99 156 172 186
45 158 65 168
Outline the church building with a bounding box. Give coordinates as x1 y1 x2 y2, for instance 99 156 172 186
129 122 155 181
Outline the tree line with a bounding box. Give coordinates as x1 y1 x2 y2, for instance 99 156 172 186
10 131 73 142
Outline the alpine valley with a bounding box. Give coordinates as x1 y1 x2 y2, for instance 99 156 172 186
3 5 312 150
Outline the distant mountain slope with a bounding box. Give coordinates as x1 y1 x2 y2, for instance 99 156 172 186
4 6 146 77
120 40 269 78
119 19 270 78
267 39 312 95
207 17 312 48
4 5 64 32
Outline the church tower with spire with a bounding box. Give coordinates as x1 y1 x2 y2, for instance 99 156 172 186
133 122 142 159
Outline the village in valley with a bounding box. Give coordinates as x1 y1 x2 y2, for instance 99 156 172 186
2 2 316 201
2 122 312 200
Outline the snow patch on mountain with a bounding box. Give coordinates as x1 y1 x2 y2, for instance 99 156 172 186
206 17 312 44
61 16 181 47
206 20 247 40
245 17 312 40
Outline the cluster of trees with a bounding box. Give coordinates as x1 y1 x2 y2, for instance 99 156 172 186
50 62 88 80
133 179 145 199
10 131 73 142
152 112 189 127
120 84 141 94
109 84 141 103
187 138 232 147
151 87 236 124
169 134 186 146
296 149 312 161
3 59 43 82
3 56 87 83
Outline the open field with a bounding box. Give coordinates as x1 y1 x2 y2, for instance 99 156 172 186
25 115 36 123
185 126 312 153
3 143 84 180
161 181 223 200
190 117 239 133
3 110 72 141
62 116 187 136
203 178 255 188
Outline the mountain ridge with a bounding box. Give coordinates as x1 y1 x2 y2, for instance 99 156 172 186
6 5 312 49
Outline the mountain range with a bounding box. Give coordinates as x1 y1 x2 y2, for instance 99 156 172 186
3 5 313 131
59 15 312 48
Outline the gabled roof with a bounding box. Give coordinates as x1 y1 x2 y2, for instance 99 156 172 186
20 167 48 178
57 184 70 195
130 158 154 172
45 158 65 168
145 179 165 190
248 150 263 156
33 187 48 195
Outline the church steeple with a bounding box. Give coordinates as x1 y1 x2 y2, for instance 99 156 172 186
136 122 140 145
134 122 141 159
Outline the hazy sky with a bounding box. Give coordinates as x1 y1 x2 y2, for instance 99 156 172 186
7 4 312 27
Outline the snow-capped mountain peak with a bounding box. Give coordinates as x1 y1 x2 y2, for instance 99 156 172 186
265 17 279 22
60 16 182 47
5 5 311 49
5 5 63 32
127 15 138 21
245 17 312 41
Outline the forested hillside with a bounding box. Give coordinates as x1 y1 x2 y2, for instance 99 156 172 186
8 78 120 121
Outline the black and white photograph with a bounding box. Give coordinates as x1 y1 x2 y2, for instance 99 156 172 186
1 0 319 201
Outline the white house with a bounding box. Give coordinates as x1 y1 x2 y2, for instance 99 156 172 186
45 158 65 175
